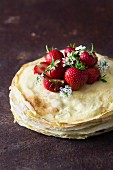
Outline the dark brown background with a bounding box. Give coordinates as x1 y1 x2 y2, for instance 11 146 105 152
1 0 113 170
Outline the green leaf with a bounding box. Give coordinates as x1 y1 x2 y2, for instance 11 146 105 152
75 57 86 70
75 62 86 70
100 74 107 82
54 59 60 65
45 58 60 73
102 74 106 78
100 78 107 82
49 79 54 82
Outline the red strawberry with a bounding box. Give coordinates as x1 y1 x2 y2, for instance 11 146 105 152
46 49 64 64
46 63 65 79
34 62 49 74
80 51 98 67
64 47 75 57
45 59 65 79
43 77 65 92
85 67 100 84
65 68 88 90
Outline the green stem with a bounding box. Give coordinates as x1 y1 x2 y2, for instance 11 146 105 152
91 43 94 53
46 45 50 52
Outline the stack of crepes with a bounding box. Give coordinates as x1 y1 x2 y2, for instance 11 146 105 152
9 53 113 139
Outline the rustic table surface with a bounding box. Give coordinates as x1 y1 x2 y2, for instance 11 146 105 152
1 0 113 170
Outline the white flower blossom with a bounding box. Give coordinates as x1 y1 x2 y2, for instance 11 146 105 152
75 45 86 51
98 59 110 72
62 52 76 67
60 85 72 97
35 73 44 82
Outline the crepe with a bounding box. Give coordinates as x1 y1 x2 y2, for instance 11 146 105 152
9 53 113 139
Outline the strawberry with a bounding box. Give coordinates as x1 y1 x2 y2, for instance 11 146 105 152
64 47 75 57
80 51 98 67
46 49 64 64
85 67 100 84
45 59 65 79
47 63 65 79
34 62 49 74
43 77 65 92
64 68 88 90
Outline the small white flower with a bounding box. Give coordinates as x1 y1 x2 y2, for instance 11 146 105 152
98 59 110 72
60 85 72 97
62 52 76 67
35 73 44 82
75 45 86 51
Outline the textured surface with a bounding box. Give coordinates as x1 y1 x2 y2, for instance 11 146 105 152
1 0 113 170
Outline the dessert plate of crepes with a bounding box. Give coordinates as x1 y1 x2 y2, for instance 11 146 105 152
9 44 113 139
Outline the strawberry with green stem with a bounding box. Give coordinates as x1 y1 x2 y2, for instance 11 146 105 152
45 58 65 79
46 45 64 64
64 43 76 57
80 44 98 67
65 68 88 91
